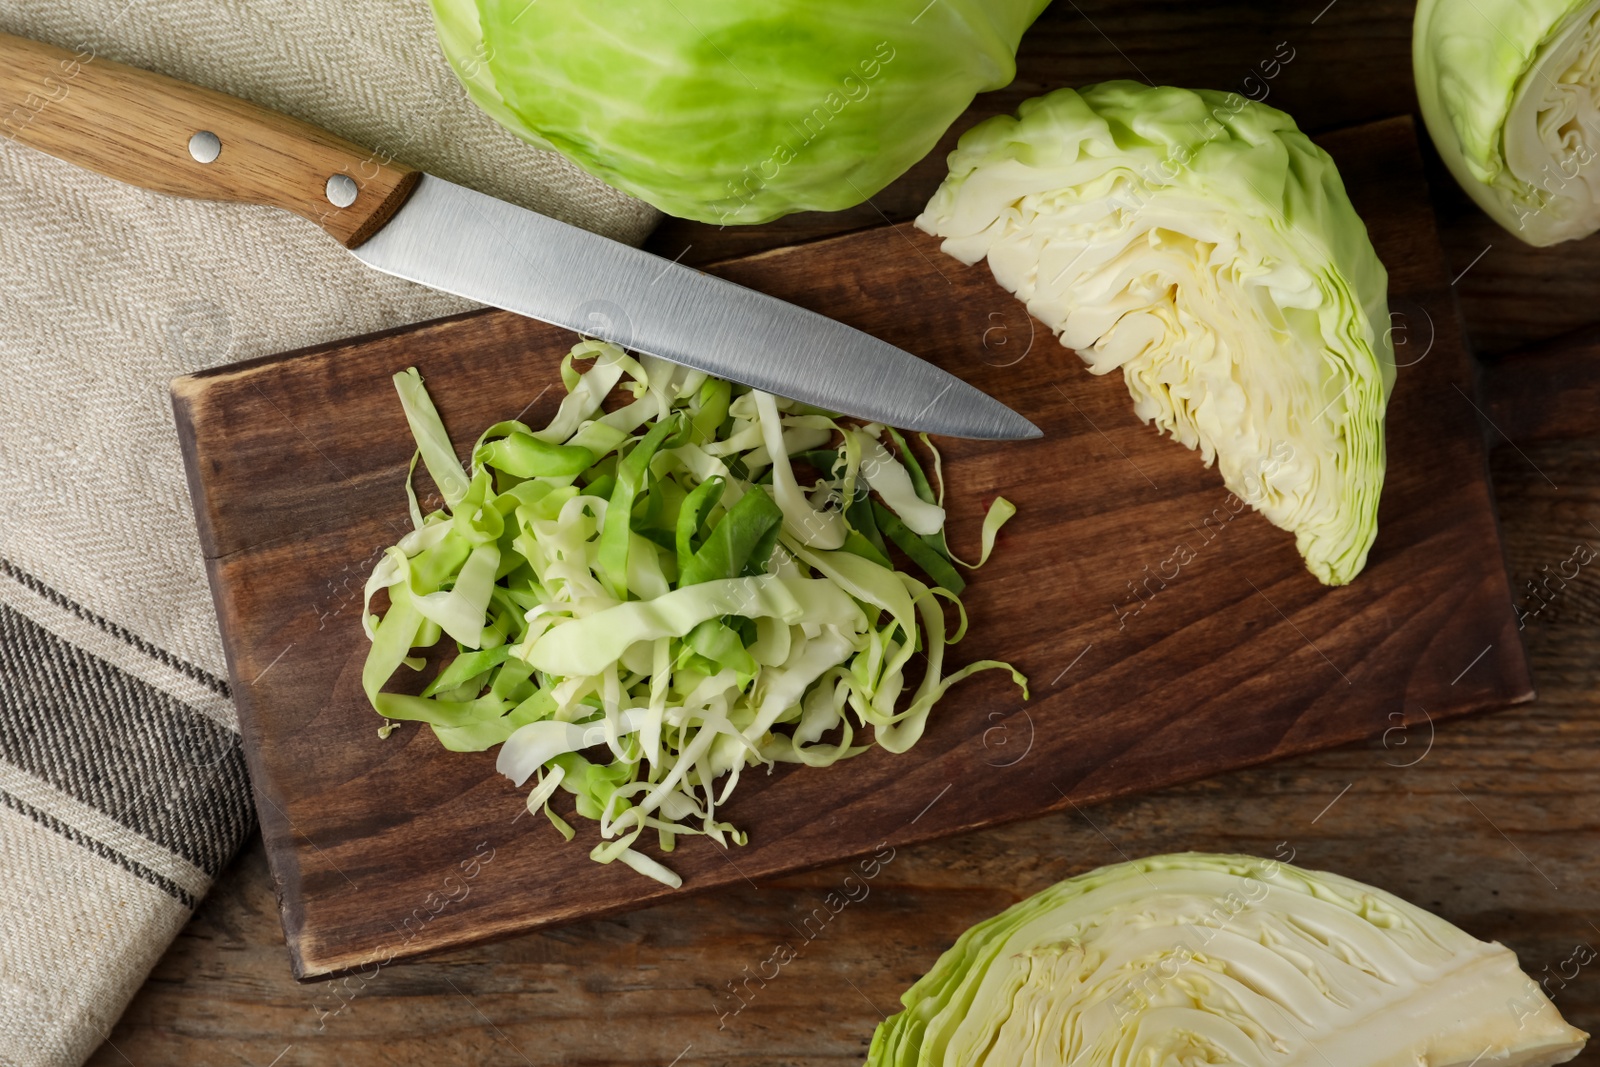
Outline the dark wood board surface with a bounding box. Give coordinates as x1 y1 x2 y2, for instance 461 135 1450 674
1483 327 1600 445
172 116 1529 981
100 437 1600 1067
89 523 1600 1067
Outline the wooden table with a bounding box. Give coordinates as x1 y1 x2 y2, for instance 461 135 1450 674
90 2 1600 1063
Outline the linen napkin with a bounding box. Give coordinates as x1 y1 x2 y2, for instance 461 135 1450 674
0 2 657 1064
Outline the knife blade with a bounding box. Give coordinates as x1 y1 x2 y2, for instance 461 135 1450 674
0 32 1040 441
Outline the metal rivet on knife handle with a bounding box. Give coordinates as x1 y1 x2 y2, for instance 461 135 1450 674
187 130 221 164
325 174 358 208
0 31 421 248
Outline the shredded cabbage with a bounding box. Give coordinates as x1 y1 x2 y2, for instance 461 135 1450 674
361 342 1025 886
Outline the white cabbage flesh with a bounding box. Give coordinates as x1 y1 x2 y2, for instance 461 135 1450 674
867 853 1588 1067
1416 0 1600 245
917 83 1396 586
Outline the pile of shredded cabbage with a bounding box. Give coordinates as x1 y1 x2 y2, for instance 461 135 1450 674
361 340 1025 886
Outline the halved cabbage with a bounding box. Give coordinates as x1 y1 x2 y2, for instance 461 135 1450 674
1416 0 1600 245
867 852 1588 1067
428 0 1050 224
917 83 1396 586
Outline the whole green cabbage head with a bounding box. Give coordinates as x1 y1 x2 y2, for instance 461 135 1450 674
917 83 1395 586
867 852 1588 1067
429 0 1051 224
1415 0 1600 245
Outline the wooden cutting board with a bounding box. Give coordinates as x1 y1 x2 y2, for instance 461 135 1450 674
173 116 1531 980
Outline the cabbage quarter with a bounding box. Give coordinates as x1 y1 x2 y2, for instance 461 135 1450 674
868 853 1587 1067
919 83 1396 586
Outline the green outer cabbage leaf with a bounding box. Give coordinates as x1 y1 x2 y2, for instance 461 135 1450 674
1415 0 1600 245
917 82 1395 586
867 852 1588 1067
427 0 1051 224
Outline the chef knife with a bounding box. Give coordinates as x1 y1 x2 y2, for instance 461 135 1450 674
0 32 1040 440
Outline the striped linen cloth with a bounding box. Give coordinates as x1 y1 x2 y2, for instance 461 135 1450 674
0 3 656 1064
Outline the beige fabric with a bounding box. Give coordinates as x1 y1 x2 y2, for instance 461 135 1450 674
0 0 658 691
0 761 211 904
0 803 191 1067
0 3 657 1065
0 565 234 732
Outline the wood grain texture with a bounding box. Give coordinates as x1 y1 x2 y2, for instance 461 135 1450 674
0 31 418 248
170 116 1532 980
87 440 1600 1066
1482 328 1600 444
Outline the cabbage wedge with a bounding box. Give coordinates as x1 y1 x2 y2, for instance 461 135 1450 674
917 83 1396 586
1416 0 1600 245
868 852 1588 1067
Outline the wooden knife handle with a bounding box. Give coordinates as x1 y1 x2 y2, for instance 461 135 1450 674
0 32 419 248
